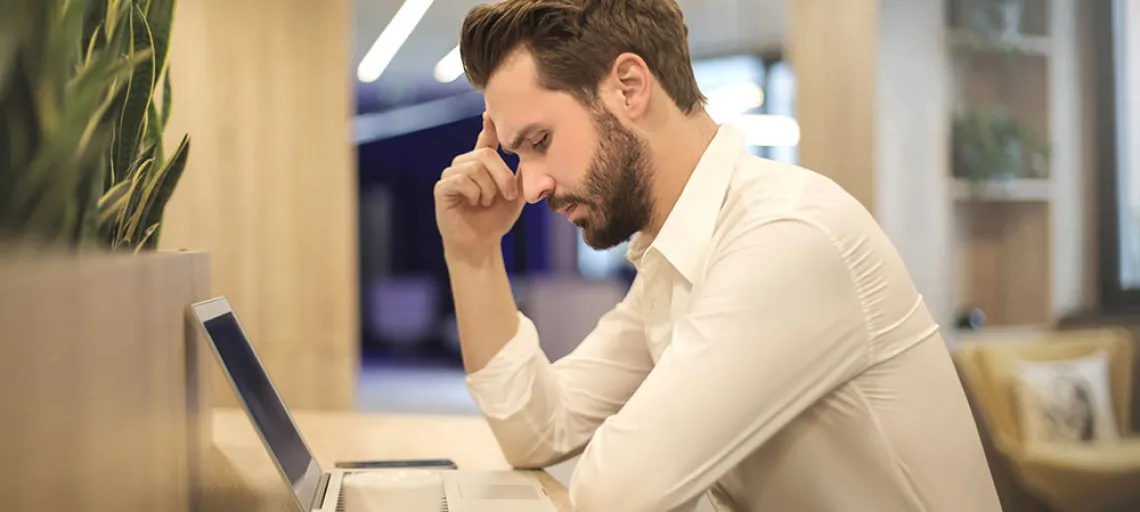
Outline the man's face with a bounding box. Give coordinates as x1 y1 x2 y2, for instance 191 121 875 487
484 50 653 250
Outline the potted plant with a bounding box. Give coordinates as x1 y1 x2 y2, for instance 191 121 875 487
0 1 211 510
965 0 1025 40
952 106 1049 193
0 0 190 251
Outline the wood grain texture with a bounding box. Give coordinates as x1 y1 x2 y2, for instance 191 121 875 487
789 0 879 213
0 252 212 512
206 408 570 512
956 202 1052 325
158 0 358 410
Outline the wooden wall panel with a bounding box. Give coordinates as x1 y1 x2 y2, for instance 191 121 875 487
159 0 358 410
789 0 878 213
0 252 212 512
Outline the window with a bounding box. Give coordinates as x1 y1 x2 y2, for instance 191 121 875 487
1095 0 1140 311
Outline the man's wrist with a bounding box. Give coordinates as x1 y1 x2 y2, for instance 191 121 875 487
444 242 503 270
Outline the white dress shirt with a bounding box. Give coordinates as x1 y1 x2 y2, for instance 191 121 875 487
466 125 1002 511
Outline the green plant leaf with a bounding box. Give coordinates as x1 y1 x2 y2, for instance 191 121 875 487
82 0 108 58
135 222 159 252
161 65 171 130
138 134 189 249
7 2 137 235
0 0 190 251
116 142 157 241
0 0 23 104
112 2 155 186
145 0 175 90
146 99 164 164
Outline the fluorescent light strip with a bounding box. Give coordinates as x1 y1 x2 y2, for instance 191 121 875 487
357 0 435 83
434 44 464 83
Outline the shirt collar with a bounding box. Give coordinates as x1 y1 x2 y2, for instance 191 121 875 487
626 124 745 282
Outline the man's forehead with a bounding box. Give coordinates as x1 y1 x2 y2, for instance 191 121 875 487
484 51 542 129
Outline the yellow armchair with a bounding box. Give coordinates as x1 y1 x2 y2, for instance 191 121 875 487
955 328 1140 512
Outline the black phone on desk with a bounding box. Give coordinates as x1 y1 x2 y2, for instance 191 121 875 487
334 458 458 470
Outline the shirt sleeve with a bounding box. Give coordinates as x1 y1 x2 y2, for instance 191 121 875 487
568 218 874 512
465 276 655 469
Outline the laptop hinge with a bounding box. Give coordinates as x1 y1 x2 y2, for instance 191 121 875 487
311 473 330 511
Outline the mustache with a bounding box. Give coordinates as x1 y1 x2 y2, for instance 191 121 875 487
547 193 592 212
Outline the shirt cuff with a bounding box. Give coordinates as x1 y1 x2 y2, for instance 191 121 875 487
465 312 545 417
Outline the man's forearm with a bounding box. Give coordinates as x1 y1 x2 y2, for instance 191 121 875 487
445 247 521 374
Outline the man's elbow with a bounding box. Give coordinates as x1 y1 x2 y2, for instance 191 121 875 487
495 434 578 470
569 467 686 512
569 477 625 512
500 445 551 470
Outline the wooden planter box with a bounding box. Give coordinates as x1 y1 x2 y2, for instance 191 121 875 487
0 251 212 511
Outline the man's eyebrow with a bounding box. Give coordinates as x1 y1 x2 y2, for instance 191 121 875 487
503 123 543 154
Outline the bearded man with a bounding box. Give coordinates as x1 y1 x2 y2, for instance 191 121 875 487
432 1 1002 510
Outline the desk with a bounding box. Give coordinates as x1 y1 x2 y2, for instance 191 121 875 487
203 408 570 511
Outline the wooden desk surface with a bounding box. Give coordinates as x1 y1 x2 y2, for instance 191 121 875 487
204 408 570 511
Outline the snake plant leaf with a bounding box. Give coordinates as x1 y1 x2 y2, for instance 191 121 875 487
82 0 109 58
145 0 175 88
112 2 156 187
1 0 189 250
135 220 160 252
77 135 112 248
0 0 22 104
97 172 134 227
161 66 171 130
7 0 111 226
100 140 155 232
138 134 189 249
116 142 157 244
146 99 164 164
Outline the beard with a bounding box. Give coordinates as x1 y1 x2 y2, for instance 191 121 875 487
546 106 654 250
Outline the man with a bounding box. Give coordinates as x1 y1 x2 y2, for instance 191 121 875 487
433 1 1002 510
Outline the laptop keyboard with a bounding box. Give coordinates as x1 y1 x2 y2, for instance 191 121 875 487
334 480 449 512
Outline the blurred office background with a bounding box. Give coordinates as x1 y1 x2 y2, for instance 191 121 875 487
150 0 1140 509
352 0 798 415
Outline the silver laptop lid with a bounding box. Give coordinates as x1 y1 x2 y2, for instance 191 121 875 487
191 297 323 511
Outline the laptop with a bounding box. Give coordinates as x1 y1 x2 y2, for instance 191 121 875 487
190 296 558 512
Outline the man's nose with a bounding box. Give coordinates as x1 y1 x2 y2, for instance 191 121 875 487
520 166 554 204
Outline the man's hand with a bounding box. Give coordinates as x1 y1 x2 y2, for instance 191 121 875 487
434 113 525 259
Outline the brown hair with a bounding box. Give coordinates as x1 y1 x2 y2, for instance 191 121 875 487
459 0 706 115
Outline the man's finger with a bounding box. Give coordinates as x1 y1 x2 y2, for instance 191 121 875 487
474 112 499 150
462 163 499 207
472 149 518 200
437 174 482 206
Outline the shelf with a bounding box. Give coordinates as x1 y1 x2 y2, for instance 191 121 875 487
951 178 1051 202
947 29 1051 56
951 324 1054 345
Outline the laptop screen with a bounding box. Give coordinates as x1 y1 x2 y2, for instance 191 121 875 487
196 300 322 509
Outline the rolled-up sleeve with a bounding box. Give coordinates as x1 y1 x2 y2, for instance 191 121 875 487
568 218 874 511
465 277 655 469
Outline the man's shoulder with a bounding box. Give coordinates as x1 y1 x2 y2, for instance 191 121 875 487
719 156 869 233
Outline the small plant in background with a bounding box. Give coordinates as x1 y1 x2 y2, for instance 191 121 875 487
0 0 190 252
953 106 1049 186
969 0 1026 40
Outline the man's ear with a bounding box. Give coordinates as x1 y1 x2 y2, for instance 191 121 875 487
611 52 652 120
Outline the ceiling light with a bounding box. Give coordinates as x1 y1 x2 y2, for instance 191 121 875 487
434 45 464 83
724 114 800 147
357 0 435 83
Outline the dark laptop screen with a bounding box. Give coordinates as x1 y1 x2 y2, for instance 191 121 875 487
203 312 317 492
